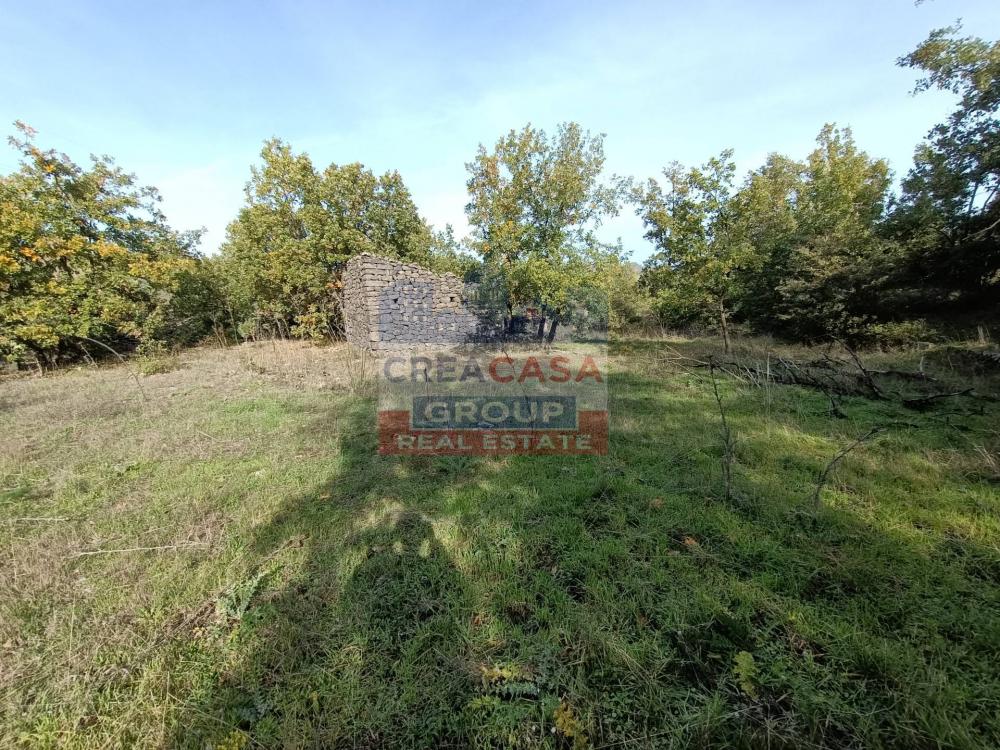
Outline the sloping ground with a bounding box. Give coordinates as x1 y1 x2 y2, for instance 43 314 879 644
1 339 998 749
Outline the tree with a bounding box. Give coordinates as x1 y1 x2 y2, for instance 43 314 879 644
425 224 482 281
219 139 431 339
591 254 652 334
0 122 213 365
724 154 802 327
465 122 620 340
633 150 750 351
770 125 895 341
636 128 895 344
892 25 1000 300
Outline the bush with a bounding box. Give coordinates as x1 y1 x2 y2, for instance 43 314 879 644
0 123 218 366
218 139 433 341
135 353 181 376
867 319 938 348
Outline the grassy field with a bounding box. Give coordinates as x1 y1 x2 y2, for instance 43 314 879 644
1 337 998 749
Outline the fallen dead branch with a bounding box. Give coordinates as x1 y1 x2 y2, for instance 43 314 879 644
657 341 987 419
4 516 71 523
684 347 982 414
871 368 937 382
692 358 875 398
902 388 975 411
836 340 886 400
71 542 208 557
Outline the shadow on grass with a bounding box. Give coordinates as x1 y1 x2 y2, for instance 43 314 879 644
172 364 1000 749
172 399 505 747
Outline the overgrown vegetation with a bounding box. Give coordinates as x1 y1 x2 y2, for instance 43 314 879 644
465 122 625 341
1 337 997 748
0 123 218 366
634 127 896 344
633 24 999 345
3 25 995 366
217 139 433 341
1 16 999 749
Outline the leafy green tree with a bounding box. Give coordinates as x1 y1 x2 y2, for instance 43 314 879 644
465 122 620 340
638 128 895 344
219 139 431 340
724 154 802 327
0 123 212 365
425 224 482 281
893 25 1000 299
770 125 896 341
591 254 652 334
634 150 752 351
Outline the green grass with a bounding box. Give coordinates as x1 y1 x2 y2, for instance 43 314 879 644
1 338 998 748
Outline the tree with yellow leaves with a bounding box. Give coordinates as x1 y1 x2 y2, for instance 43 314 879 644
0 123 219 366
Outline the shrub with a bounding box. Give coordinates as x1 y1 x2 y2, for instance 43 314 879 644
0 123 218 366
867 319 938 348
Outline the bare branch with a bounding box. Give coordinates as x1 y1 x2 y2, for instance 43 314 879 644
71 335 149 403
811 427 883 512
3 516 71 523
71 542 208 558
708 358 736 504
837 340 885 400
902 388 975 411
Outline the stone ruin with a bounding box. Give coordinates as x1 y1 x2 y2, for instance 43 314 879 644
343 253 483 350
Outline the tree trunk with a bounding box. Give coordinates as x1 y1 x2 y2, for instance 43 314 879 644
545 317 559 344
536 316 547 340
719 299 731 354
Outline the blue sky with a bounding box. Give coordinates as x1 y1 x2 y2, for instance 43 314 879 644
3 0 999 261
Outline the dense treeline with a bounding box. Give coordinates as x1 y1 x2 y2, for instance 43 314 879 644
633 25 1000 347
1 26 997 366
634 126 897 345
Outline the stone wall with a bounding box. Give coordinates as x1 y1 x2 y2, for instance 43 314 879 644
343 253 481 350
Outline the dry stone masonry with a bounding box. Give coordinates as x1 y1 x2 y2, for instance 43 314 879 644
343 253 482 350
